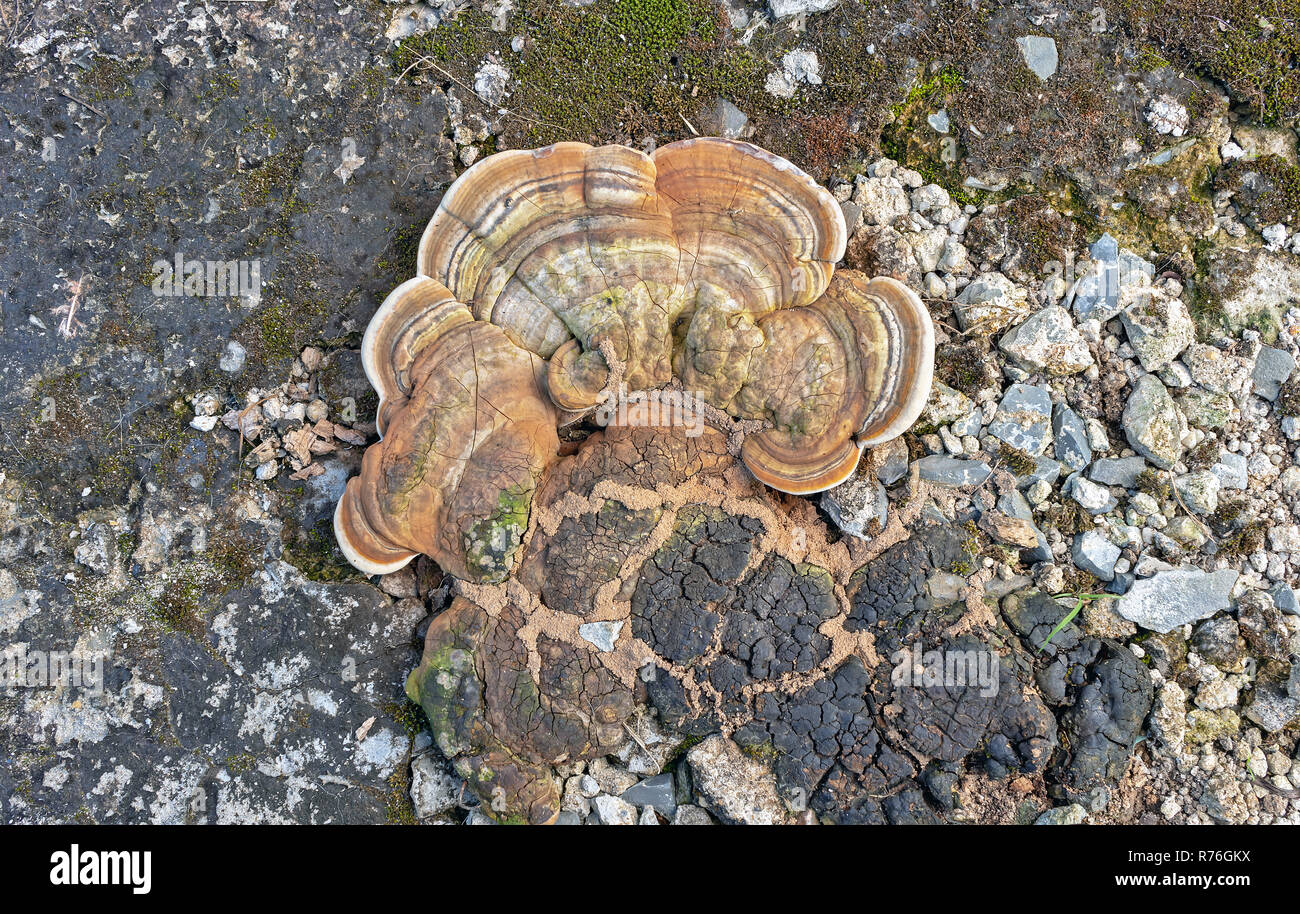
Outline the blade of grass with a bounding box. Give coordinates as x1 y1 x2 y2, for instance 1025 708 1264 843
1039 593 1107 652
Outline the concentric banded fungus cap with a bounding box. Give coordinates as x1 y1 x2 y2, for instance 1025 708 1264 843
336 138 934 576
335 276 559 580
737 273 935 493
416 139 847 411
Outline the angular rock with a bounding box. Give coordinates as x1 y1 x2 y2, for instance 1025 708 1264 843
591 794 639 825
822 477 888 540
1016 35 1058 80
1253 346 1295 400
988 384 1053 455
922 381 975 426
1064 474 1117 515
578 620 624 653
1173 470 1219 515
1269 583 1300 616
620 773 677 818
1183 343 1251 395
1034 804 1086 825
1122 374 1186 469
954 272 1030 335
411 754 461 820
1116 569 1239 633
1243 662 1300 733
998 306 1094 376
1177 388 1233 429
916 455 991 487
686 735 786 825
1072 530 1120 581
1088 456 1147 488
1052 404 1092 472
1120 288 1194 372
873 437 911 485
1069 239 1154 322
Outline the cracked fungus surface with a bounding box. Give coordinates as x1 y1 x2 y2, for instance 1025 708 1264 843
405 425 1152 823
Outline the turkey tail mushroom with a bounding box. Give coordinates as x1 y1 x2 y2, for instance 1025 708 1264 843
336 277 559 580
339 138 933 574
738 272 934 494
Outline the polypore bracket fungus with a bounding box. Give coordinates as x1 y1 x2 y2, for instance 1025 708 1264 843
335 138 934 581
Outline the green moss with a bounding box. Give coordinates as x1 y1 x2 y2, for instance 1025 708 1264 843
1119 0 1300 125
1135 468 1172 500
1001 195 1084 274
234 251 352 371
664 734 704 765
241 149 304 210
394 0 754 146
76 56 143 102
281 516 361 583
1276 378 1300 418
997 442 1038 477
1219 154 1300 228
1043 500 1093 536
738 740 783 763
1219 521 1266 558
935 340 998 390
385 700 430 739
224 753 256 775
384 766 418 825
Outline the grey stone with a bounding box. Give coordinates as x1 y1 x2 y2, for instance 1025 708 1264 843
1191 617 1243 670
620 773 677 818
989 383 1053 455
687 735 786 825
1091 233 1119 263
1269 584 1300 616
1088 456 1147 488
916 455 991 487
1105 572 1134 595
1116 569 1239 633
1052 404 1092 472
997 490 1051 562
874 438 911 485
954 272 1030 335
1073 530 1120 581
998 305 1093 375
671 804 714 825
927 109 950 133
1183 343 1251 395
1016 35 1059 80
1017 456 1063 489
1069 244 1155 322
578 620 624 653
1119 289 1194 372
591 793 639 825
1177 388 1233 428
1173 470 1220 515
1064 473 1117 514
1253 346 1295 400
1164 516 1207 549
1122 374 1186 469
1211 455 1253 496
1243 663 1300 733
922 381 975 426
1034 803 1086 825
219 340 247 373
410 753 461 820
821 476 888 540
769 0 838 16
